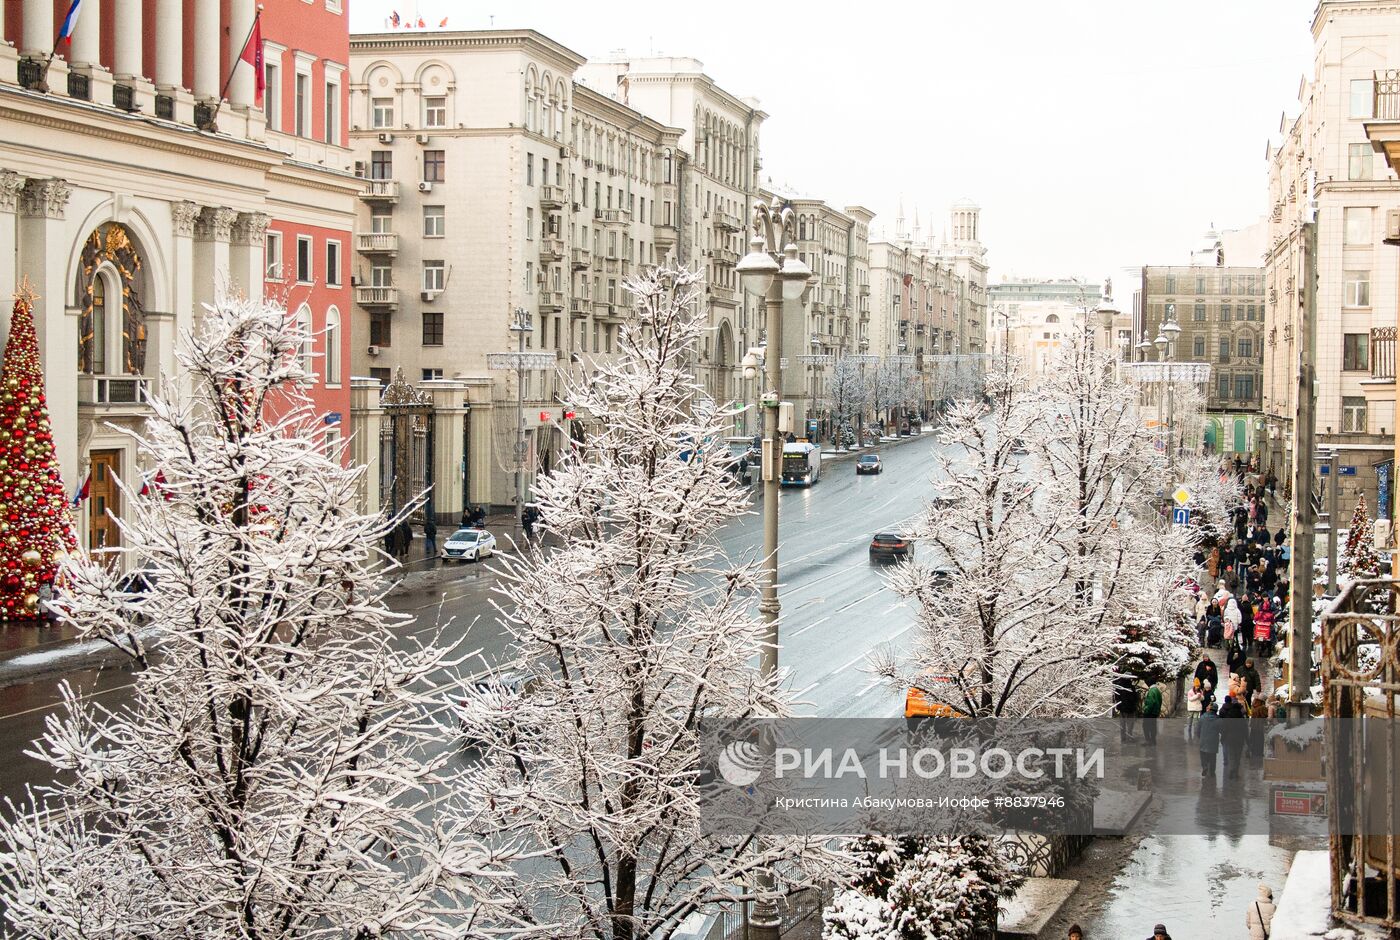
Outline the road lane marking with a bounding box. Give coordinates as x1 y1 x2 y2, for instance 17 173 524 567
787 616 829 639
835 588 884 613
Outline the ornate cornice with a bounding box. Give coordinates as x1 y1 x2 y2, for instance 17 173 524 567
19 177 71 219
232 211 271 246
171 200 199 237
196 206 238 242
0 170 23 213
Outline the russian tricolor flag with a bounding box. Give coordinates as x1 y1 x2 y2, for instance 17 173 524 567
57 0 84 45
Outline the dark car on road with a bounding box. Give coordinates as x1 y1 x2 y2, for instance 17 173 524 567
869 532 912 561
856 454 882 475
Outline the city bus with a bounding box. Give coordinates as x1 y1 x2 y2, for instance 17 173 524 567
781 442 822 486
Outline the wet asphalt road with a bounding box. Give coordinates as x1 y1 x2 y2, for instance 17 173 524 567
0 432 951 808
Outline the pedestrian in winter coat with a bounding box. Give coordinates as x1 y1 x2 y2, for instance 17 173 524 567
1186 680 1205 739
1228 641 1248 679
1239 598 1256 648
1220 697 1249 780
1242 658 1262 703
1275 526 1287 546
1255 603 1276 657
424 518 438 559
1141 683 1163 747
1207 547 1221 580
1247 884 1276 940
1224 598 1243 643
1199 703 1222 777
1194 653 1220 697
1067 925 1084 940
1147 923 1172 940
1249 695 1269 759
1115 677 1140 742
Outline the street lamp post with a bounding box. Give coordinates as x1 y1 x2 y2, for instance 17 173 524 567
736 200 809 940
1154 314 1181 473
487 309 554 533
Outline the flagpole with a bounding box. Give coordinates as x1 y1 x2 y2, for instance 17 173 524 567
203 8 261 130
40 0 84 93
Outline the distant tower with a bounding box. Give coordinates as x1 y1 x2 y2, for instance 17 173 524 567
950 199 981 246
911 208 921 246
895 197 906 241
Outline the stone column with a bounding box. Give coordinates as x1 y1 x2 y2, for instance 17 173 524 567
192 206 237 316
459 376 497 508
350 377 384 516
68 0 100 68
230 212 269 302
156 200 199 396
0 172 24 334
425 380 469 525
17 178 78 495
193 0 221 102
112 0 142 80
228 0 256 110
154 0 183 91
20 0 52 59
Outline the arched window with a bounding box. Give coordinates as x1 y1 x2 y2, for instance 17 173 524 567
78 224 146 376
89 272 109 374
295 304 314 377
663 148 673 183
1045 313 1060 324
325 307 341 385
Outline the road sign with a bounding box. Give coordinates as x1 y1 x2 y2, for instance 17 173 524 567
1172 507 1190 526
1172 486 1192 507
1319 465 1357 476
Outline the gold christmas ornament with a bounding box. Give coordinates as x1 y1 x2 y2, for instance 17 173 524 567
20 549 40 567
23 593 38 612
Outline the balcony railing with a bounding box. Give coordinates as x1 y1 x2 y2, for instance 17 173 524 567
713 210 742 232
600 208 631 225
355 232 399 255
570 297 589 317
539 238 565 261
66 71 90 101
359 179 400 202
539 291 564 311
540 184 566 209
571 247 591 269
1375 69 1400 121
79 374 151 406
712 248 739 267
1372 326 1396 380
355 286 399 307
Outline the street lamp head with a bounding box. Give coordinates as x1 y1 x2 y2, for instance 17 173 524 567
1161 317 1182 341
1153 331 1168 354
780 244 811 300
1096 302 1117 333
510 307 532 332
737 234 779 298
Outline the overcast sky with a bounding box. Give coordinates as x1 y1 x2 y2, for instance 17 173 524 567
351 0 1318 285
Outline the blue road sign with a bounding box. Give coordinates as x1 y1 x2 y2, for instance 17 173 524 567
1319 465 1357 476
1172 507 1190 526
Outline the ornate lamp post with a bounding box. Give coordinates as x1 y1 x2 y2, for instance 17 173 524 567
486 308 554 531
735 199 809 940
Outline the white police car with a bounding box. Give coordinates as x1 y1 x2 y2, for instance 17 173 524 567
442 527 496 562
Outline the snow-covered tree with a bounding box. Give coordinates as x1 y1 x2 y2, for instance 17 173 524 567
823 833 1022 940
0 298 516 939
1176 451 1245 544
875 358 1115 718
459 266 839 939
823 355 871 450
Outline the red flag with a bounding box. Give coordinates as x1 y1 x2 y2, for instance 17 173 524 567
417 16 425 27
237 14 265 108
390 10 400 26
439 16 448 26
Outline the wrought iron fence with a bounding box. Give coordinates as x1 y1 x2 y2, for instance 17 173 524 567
1375 69 1400 121
1373 327 1396 381
155 94 175 120
17 58 44 91
113 83 135 112
1324 578 1400 932
66 71 90 101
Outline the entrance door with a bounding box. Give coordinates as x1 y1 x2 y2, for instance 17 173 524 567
1234 419 1247 454
87 450 121 551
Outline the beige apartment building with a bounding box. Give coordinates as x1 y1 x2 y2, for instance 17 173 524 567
1263 0 1400 513
347 31 688 515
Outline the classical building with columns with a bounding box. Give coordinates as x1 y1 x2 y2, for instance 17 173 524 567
0 0 356 555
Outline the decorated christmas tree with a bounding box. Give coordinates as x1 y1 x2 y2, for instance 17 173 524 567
1345 493 1381 579
0 284 76 620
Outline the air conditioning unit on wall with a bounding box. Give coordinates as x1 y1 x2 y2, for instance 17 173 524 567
418 181 433 193
367 345 381 356
377 132 393 144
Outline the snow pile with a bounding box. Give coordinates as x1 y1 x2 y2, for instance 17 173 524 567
1267 716 1324 752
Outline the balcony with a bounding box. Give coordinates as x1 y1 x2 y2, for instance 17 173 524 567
1365 72 1400 190
79 374 151 407
654 223 678 253
713 210 742 232
360 179 400 203
859 283 871 296
356 232 399 256
603 258 621 275
712 248 739 267
540 238 565 262
708 283 737 306
570 297 590 317
1372 326 1396 381
600 208 632 225
540 184 566 209
355 286 399 308
539 291 564 311
571 247 591 269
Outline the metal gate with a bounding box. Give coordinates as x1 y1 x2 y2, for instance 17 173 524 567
378 368 435 522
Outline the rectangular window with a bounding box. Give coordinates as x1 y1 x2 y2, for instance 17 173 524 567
526 207 534 240
370 207 391 234
527 154 534 186
370 264 391 287
1344 332 1370 371
423 205 444 237
1237 337 1253 359
1343 396 1368 432
1349 142 1374 181
422 368 443 382
1196 276 1206 294
369 314 390 347
1218 337 1230 363
295 72 310 137
1351 78 1374 119
1217 374 1230 400
1234 374 1255 401
296 236 312 283
525 261 533 294
372 97 394 128
422 261 445 292
1345 270 1371 307
423 96 446 128
1221 304 1231 321
324 240 340 287
1245 305 1256 321
423 150 445 183
370 150 391 179
422 311 444 346
369 367 391 386
264 62 280 131
1193 335 1205 358
1165 276 1176 294
324 79 339 142
1345 207 1373 245
264 231 282 280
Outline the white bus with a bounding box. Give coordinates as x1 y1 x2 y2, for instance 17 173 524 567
781 442 822 486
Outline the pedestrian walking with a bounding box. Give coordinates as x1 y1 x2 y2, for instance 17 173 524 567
1199 703 1221 777
1247 884 1276 939
1221 696 1248 780
1186 679 1204 739
424 518 438 560
1115 676 1140 742
1249 695 1269 759
384 524 399 559
1242 658 1262 704
1194 651 1219 694
1147 921 1173 940
1254 600 1276 658
1227 641 1248 681
1141 681 1163 747
1067 926 1084 940
396 519 413 559
1224 598 1242 645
